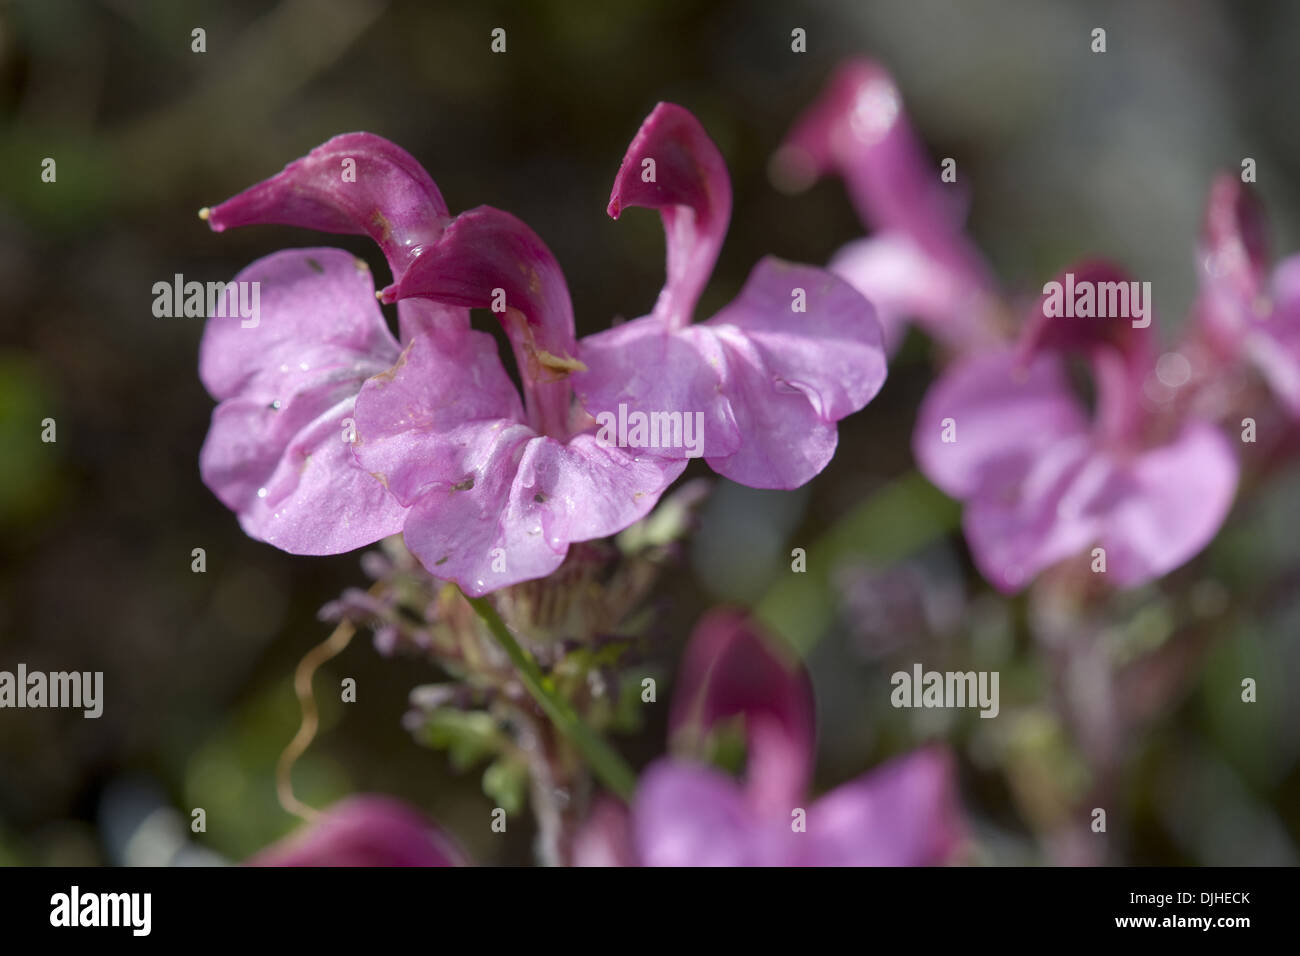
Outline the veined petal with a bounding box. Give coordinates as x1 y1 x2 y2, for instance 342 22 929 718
706 257 886 424
608 102 732 329
201 393 407 555
246 795 466 867
704 258 884 488
197 249 406 554
204 133 449 277
199 248 399 403
398 431 684 596
353 333 683 595
351 333 525 506
580 258 883 488
801 748 963 866
669 609 815 815
574 317 743 462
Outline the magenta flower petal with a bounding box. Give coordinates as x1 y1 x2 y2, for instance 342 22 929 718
633 760 772 867
575 258 885 489
828 234 986 352
1197 174 1270 345
246 795 466 867
669 609 814 814
775 59 993 309
913 347 1090 501
632 749 963 867
800 748 963 866
1248 253 1300 413
1194 177 1300 416
1099 421 1239 587
198 248 406 554
961 436 1112 593
352 334 684 596
573 318 744 459
350 333 525 507
607 102 732 328
571 798 639 867
385 206 580 438
916 343 1238 592
205 132 450 278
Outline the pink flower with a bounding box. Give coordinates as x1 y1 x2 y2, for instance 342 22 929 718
913 261 1239 593
355 207 686 595
198 134 473 554
1193 174 1300 415
246 795 466 867
575 610 965 867
199 110 883 591
573 103 888 489
774 59 1000 352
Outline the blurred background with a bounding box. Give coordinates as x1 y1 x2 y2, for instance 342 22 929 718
1 0 1298 865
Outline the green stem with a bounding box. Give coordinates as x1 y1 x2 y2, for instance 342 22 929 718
465 593 637 801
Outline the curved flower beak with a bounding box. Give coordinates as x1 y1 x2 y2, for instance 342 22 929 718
382 205 580 438
203 132 450 279
608 102 732 329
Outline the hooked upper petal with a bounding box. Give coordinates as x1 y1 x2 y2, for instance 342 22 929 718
1199 173 1270 316
204 132 449 278
608 102 732 328
774 59 992 297
385 206 578 437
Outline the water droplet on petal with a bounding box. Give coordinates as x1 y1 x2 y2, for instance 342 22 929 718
257 487 268 499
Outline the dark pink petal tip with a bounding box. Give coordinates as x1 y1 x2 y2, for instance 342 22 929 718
670 608 814 810
609 102 733 325
204 132 450 276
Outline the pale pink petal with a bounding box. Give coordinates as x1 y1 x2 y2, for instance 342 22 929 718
912 347 1089 501
633 761 770 867
802 748 964 866
197 249 406 554
1101 421 1239 587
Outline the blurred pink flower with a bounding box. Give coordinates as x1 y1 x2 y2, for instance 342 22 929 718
576 610 965 866
774 59 1000 352
913 261 1239 592
247 795 466 867
573 103 888 489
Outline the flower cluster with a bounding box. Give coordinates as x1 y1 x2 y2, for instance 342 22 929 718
780 58 1300 595
198 106 885 597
